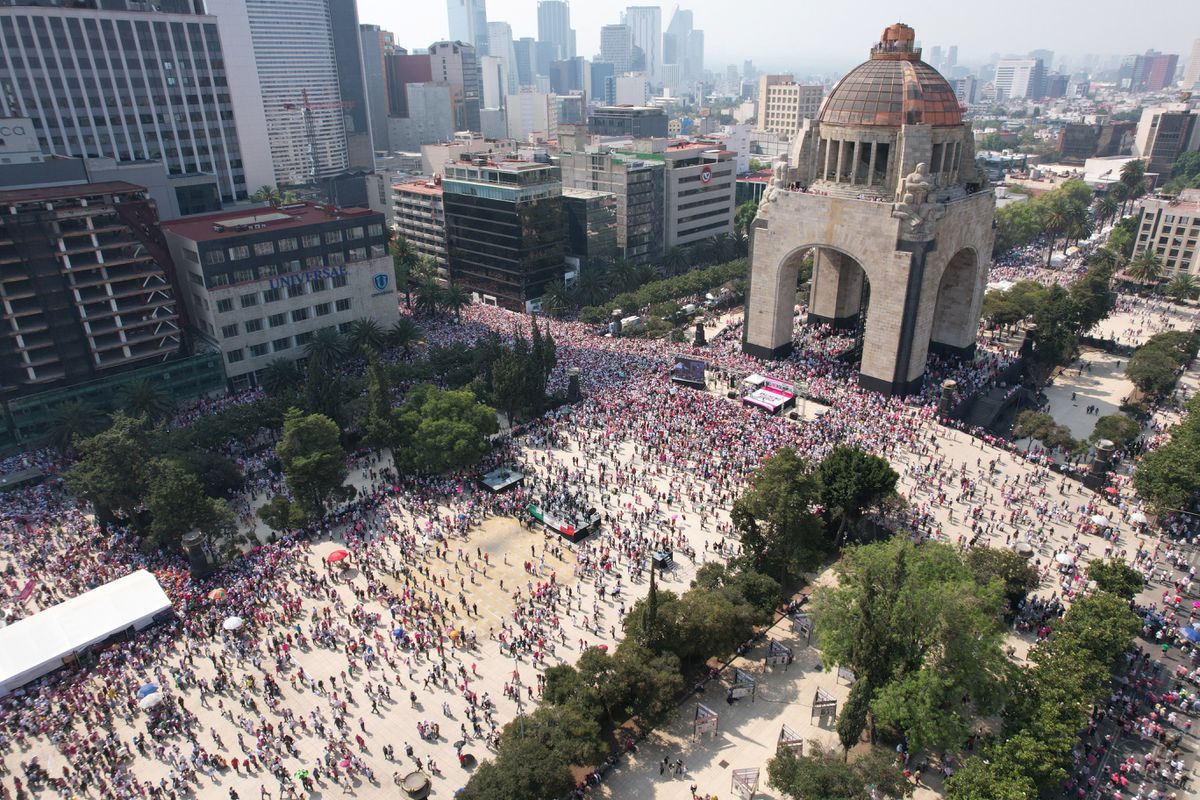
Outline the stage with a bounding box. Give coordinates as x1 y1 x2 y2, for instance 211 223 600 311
527 502 600 542
479 467 525 493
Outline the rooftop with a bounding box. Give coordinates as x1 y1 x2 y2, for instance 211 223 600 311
394 179 444 197
161 202 376 243
0 181 146 204
563 188 615 200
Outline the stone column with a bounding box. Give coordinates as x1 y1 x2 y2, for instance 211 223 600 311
822 138 832 181
866 141 878 187
850 140 861 185
808 249 864 329
834 139 846 183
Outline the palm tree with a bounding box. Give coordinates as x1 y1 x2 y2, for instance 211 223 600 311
304 327 348 372
1088 247 1125 276
1095 195 1120 227
608 259 637 293
259 358 303 396
252 185 282 206
1042 201 1071 266
573 269 608 308
390 235 415 307
415 276 444 317
540 279 573 318
347 318 386 354
1126 249 1165 286
47 400 106 453
1166 273 1199 301
661 246 689 277
1119 160 1147 215
386 317 423 356
442 283 469 322
116 379 171 425
733 230 750 258
633 262 658 287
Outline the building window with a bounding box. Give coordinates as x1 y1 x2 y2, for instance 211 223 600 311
253 241 274 257
228 245 250 260
295 331 315 345
302 234 320 248
226 348 245 363
233 269 255 283
335 297 351 312
292 307 309 322
368 223 384 236
348 226 364 240
249 343 269 358
305 256 324 269
287 283 306 298
328 251 346 265
221 323 239 338
324 230 344 244
332 274 348 289
182 248 200 264
272 337 291 352
269 312 288 328
208 273 231 288
263 288 281 303
348 247 367 262
278 237 298 252
188 272 204 286
337 321 354 334
310 279 326 292
370 244 386 258
314 302 332 316
216 298 234 314
240 293 258 308
244 318 264 333
206 250 226 265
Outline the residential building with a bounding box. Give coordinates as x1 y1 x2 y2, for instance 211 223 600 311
430 41 482 133
393 178 448 269
387 85 456 153
447 0 488 55
562 188 618 268
558 148 664 264
950 76 977 105
161 202 397 389
616 140 734 248
623 6 662 85
588 106 668 138
1186 39 1200 90
330 0 373 169
0 0 270 204
994 58 1046 100
385 54 434 118
487 21 520 94
481 56 511 110
360 25 393 153
755 76 823 138
600 24 634 75
506 91 557 142
537 0 575 61
442 158 565 310
1134 106 1200 181
1133 192 1200 278
1131 51 1179 93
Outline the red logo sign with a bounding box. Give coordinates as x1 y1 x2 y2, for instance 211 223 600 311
700 166 713 184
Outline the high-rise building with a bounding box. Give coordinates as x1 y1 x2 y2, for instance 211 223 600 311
209 0 349 186
615 140 735 248
0 0 270 204
161 202 397 390
447 0 488 55
360 26 395 154
951 76 977 105
506 90 557 141
430 41 482 132
994 59 1046 100
1134 105 1200 180
385 54 434 118
1134 192 1200 279
330 0 373 169
1186 39 1200 90
755 76 823 138
550 58 588 96
559 149 664 264
442 158 565 310
614 76 651 106
600 24 634 75
562 188 618 267
623 6 662 85
946 45 958 69
537 0 575 61
1131 51 1179 93
588 106 668 138
513 38 538 86
481 56 510 110
1028 49 1055 70
488 21 520 94
393 178 448 269
664 8 697 81
591 62 616 105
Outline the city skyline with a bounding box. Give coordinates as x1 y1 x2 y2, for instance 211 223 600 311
358 0 1200 73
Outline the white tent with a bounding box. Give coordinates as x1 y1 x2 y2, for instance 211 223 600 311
0 570 172 696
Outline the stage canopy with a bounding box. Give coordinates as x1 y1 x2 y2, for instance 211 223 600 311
0 570 172 695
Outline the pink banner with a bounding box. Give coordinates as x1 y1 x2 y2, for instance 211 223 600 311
15 579 34 603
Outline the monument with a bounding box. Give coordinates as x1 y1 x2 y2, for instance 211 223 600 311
743 23 995 395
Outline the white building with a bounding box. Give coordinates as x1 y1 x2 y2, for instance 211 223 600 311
447 0 488 55
487 21 520 94
994 58 1045 100
600 24 634 75
1185 38 1200 90
506 90 557 142
481 56 510 110
755 75 823 138
623 6 662 85
614 75 652 106
718 123 753 174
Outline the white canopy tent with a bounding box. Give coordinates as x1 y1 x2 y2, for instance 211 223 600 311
0 570 172 695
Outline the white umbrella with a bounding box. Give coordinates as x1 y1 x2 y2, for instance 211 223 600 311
1055 552 1075 566
1014 541 1035 555
138 692 164 710
1091 515 1110 527
222 616 244 632
1131 511 1149 524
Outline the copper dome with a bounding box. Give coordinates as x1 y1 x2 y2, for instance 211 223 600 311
819 56 963 128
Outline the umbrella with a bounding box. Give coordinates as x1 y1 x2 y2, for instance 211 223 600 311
1131 512 1149 524
1091 515 1110 527
294 769 309 779
1104 486 1119 496
136 683 158 698
326 550 349 564
1181 627 1200 643
392 627 405 637
1055 552 1075 566
138 692 164 710
339 758 350 768
208 588 228 601
222 616 244 631
1014 541 1035 555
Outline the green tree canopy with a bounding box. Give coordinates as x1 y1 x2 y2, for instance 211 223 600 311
1090 413 1141 447
816 445 899 546
276 408 348 521
767 742 913 800
65 412 153 523
731 447 828 582
395 384 498 473
1086 558 1145 600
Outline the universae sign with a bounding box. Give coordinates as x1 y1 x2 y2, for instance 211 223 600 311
267 265 346 291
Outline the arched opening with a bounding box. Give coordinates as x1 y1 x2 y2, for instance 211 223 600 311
808 247 870 333
929 247 979 360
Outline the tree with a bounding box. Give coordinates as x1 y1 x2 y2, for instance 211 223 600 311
259 358 303 397
1090 413 1141 447
252 185 281 205
965 546 1039 615
1134 398 1200 512
117 380 172 425
1086 558 1145 600
303 327 347 373
276 408 347 521
442 282 470 322
1126 345 1182 396
661 245 689 277
730 447 828 583
47 400 107 453
540 279 573 317
415 276 444 316
303 329 350 423
1126 249 1165 285
816 445 899 546
143 460 218 551
395 384 498 473
767 742 913 800
945 754 1037 800
1119 159 1147 214
811 539 1008 752
346 318 386 354
1029 284 1080 379
257 495 305 531
386 316 423 356
1095 194 1120 227
1087 246 1124 275
364 353 403 451
608 259 638 293
1167 273 1199 301
1013 410 1076 452
735 200 759 237
490 348 530 425
390 234 415 307
65 412 153 525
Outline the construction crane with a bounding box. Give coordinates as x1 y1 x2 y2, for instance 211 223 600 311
281 90 354 183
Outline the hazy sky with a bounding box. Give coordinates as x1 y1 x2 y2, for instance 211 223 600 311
357 0 1200 74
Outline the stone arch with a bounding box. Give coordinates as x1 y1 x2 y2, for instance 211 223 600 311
929 247 981 359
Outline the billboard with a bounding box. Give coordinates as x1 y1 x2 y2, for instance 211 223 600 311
671 355 707 386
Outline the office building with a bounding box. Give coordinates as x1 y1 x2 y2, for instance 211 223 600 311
664 8 703 83
556 95 587 127
591 63 616 105
614 76 651 106
481 56 511 110
600 24 634 75
360 25 393 153
614 140 734 248
442 158 565 310
430 42 483 132
537 0 575 61
513 38 538 87
330 0 373 169
385 54 434 117
1186 39 1200 90
951 76 977 105
161 202 396 389
387 85 456 153
994 58 1046 100
1057 122 1136 164
506 91 557 142
488 21 520 95
447 0 488 55
1028 49 1054 70
393 178 448 269
563 188 618 267
755 76 823 138
1134 106 1200 180
1131 51 1179 93
559 149 664 264
0 0 270 205
550 58 588 97
1133 191 1200 278
208 0 349 186
588 106 668 138
623 6 662 85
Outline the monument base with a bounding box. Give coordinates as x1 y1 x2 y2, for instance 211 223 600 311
859 371 924 398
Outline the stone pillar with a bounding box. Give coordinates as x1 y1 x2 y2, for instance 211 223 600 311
181 531 212 581
850 140 861 185
566 368 582 402
808 249 863 329
1091 439 1116 477
834 140 846 183
693 322 706 346
866 142 878 187
937 379 958 417
822 138 832 180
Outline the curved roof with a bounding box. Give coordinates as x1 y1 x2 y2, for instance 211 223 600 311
819 58 963 128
